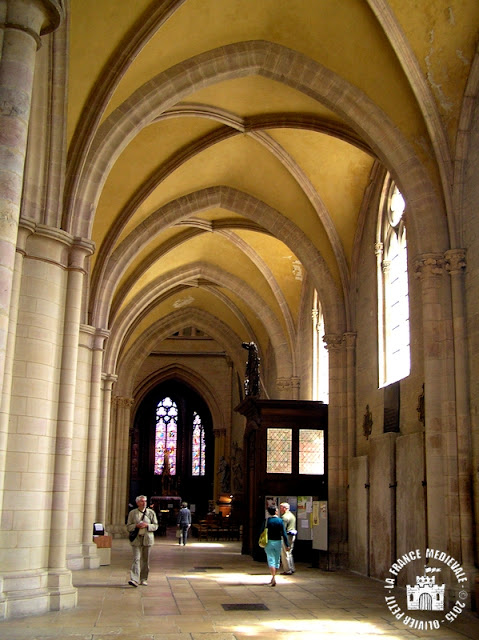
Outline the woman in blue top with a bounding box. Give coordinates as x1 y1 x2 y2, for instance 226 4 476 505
262 506 290 586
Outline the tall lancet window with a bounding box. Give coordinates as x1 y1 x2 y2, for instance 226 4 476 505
154 396 178 475
312 290 329 403
377 180 410 386
192 411 206 476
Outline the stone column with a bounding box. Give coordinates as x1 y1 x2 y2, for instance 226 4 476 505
414 254 457 555
276 377 290 399
0 0 63 402
323 333 348 567
108 396 133 535
213 427 226 502
0 219 33 506
445 249 475 570
47 238 93 609
81 328 109 567
98 373 116 527
344 332 357 461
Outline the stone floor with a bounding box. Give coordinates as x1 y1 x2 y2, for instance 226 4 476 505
0 531 478 640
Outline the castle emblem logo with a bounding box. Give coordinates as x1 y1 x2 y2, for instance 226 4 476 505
406 567 444 611
384 548 468 631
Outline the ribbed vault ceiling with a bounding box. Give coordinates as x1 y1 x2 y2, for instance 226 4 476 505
65 0 479 391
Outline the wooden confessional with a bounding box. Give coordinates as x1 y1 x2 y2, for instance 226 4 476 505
235 398 328 561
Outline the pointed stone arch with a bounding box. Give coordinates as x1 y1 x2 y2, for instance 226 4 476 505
112 307 256 398
132 363 225 435
105 261 293 379
68 40 448 258
92 186 344 336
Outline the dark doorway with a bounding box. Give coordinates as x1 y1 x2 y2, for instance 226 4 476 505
129 380 214 519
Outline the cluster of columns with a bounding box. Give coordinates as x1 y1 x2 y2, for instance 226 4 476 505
0 217 117 617
344 249 475 583
415 250 474 572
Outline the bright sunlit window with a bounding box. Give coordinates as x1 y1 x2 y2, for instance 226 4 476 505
266 428 292 473
312 290 329 402
377 180 410 386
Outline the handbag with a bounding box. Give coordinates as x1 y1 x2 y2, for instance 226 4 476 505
258 527 268 548
176 528 182 539
129 529 139 542
129 509 147 542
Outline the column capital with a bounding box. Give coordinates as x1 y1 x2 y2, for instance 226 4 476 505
16 218 35 254
2 0 64 48
414 253 445 279
39 0 64 35
343 332 357 350
93 327 110 351
113 396 134 409
276 377 290 392
323 333 343 351
69 238 95 272
101 372 118 385
445 248 466 275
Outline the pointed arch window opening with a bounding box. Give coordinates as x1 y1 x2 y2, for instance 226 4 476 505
378 181 411 387
312 290 329 403
154 396 177 475
192 411 206 476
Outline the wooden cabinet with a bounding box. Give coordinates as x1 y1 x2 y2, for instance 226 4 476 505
235 398 328 560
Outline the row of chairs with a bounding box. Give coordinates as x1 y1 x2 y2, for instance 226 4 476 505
193 515 242 541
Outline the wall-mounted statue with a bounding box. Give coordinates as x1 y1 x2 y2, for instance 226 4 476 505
218 455 231 493
231 441 243 492
242 341 261 397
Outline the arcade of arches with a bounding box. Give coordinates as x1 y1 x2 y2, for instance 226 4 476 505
0 0 479 621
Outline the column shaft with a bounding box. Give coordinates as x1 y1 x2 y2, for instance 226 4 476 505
98 373 116 526
0 220 33 504
81 329 108 566
446 249 475 569
48 242 92 582
0 0 62 402
324 333 348 567
414 254 457 554
109 397 133 533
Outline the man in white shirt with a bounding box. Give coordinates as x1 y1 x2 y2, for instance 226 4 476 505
280 502 297 575
126 495 158 586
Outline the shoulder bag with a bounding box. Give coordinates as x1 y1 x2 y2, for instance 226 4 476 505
129 509 147 542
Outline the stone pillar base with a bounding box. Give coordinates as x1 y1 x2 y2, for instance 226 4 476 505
81 543 100 569
0 570 51 620
47 570 78 612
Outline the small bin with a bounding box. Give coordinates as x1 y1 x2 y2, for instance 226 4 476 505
93 534 112 565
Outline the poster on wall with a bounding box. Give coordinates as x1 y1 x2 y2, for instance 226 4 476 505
312 500 328 550
296 495 313 540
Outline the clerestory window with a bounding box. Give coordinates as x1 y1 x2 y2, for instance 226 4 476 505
377 180 410 386
312 290 329 403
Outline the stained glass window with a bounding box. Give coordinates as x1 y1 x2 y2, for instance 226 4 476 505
154 397 177 475
192 411 206 476
266 428 292 473
299 429 324 475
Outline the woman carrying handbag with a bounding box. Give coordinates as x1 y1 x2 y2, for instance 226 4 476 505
260 506 290 586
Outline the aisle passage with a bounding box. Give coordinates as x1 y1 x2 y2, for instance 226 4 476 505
1 531 478 640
